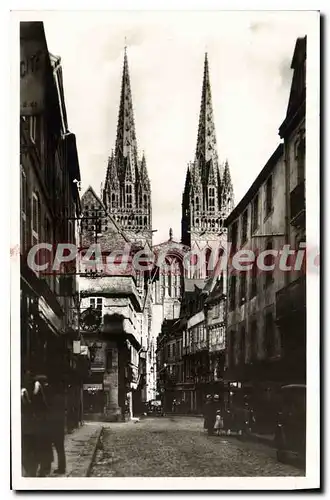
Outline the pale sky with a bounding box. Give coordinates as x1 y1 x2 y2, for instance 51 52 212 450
40 10 313 244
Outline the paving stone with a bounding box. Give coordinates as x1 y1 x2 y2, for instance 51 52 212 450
49 422 103 478
89 417 304 477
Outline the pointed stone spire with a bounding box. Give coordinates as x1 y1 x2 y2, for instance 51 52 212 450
115 48 138 180
169 228 173 241
220 159 234 215
106 150 119 187
222 159 232 187
183 164 191 192
195 53 219 183
139 151 150 187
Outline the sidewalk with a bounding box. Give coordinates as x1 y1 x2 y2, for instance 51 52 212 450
49 422 103 477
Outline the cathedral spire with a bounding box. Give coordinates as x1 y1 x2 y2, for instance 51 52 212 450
139 151 150 187
221 159 234 215
104 49 152 246
222 159 232 188
195 53 219 181
115 48 138 178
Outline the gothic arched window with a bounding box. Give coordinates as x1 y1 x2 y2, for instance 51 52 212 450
209 186 215 212
126 184 132 209
143 194 148 210
195 196 200 213
205 248 212 278
138 189 143 208
111 193 116 208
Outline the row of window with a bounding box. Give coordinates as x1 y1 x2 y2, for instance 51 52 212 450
166 340 182 360
229 312 276 366
21 167 49 252
192 187 217 213
209 325 226 347
108 189 149 210
228 252 274 311
230 174 273 248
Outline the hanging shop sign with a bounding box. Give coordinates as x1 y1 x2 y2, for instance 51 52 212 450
187 311 205 330
73 340 81 354
80 307 102 333
83 383 103 391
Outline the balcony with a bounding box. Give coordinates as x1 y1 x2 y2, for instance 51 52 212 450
276 275 306 321
290 181 305 228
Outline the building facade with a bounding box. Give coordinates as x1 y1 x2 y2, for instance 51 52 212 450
225 144 286 428
78 186 148 421
277 36 306 385
224 36 306 432
20 22 87 432
78 48 155 419
155 53 234 412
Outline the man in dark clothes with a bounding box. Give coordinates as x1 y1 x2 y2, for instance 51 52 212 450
32 374 53 477
49 382 66 475
204 394 218 435
203 394 212 430
21 370 38 477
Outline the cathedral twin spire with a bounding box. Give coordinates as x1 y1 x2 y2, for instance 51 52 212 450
103 48 233 247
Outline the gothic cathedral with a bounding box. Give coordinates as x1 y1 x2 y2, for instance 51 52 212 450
181 53 234 279
102 48 152 249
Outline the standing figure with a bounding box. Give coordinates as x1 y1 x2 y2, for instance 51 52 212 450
214 409 224 436
49 382 67 475
203 394 212 430
205 394 218 435
21 371 37 477
32 374 53 476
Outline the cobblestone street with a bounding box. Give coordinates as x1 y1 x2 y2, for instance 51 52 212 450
89 417 304 477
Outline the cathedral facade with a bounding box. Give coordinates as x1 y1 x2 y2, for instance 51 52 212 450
79 49 234 416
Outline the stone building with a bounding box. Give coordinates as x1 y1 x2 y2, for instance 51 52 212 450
204 275 227 394
224 36 306 431
225 144 286 426
78 48 155 419
78 185 148 421
181 53 234 279
155 53 234 412
277 36 306 384
20 22 86 431
151 230 190 403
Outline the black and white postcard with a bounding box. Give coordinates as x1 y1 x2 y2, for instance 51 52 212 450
11 6 320 491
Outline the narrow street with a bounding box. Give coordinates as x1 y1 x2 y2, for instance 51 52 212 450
89 417 304 477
